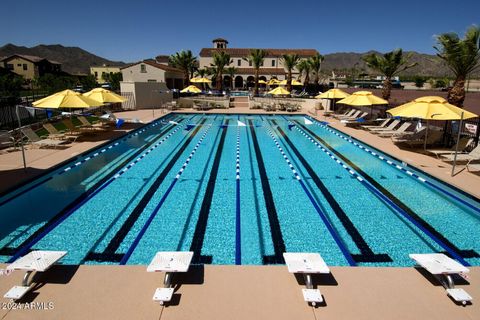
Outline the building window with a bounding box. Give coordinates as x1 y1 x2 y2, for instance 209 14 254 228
140 64 146 73
147 79 157 82
249 61 252 67
237 59 241 66
260 62 264 67
272 60 275 67
6 64 13 70
23 64 28 70
94 71 98 77
17 64 22 67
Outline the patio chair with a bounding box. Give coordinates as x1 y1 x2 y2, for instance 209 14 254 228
4 251 67 300
283 252 330 306
440 144 480 163
362 118 391 130
410 253 472 305
392 129 444 148
0 131 16 151
375 122 413 137
466 162 480 172
425 138 472 158
77 116 109 131
332 109 354 119
341 111 369 122
367 119 400 132
43 123 81 142
62 119 97 135
20 127 67 149
337 110 361 120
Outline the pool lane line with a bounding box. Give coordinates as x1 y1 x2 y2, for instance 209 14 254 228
248 119 286 265
82 117 207 263
235 126 241 265
0 114 181 208
262 122 356 266
272 119 392 263
120 119 214 265
189 120 230 264
307 116 480 216
293 120 474 266
3 117 190 261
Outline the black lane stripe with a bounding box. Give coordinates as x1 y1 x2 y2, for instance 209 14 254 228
295 121 478 259
248 120 286 265
190 120 230 264
0 119 182 257
272 120 391 263
86 118 208 263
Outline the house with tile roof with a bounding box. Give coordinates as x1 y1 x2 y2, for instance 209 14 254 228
0 54 61 80
199 38 319 89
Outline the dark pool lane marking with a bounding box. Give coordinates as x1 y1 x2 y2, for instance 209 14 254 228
294 120 477 265
235 127 242 265
189 120 230 264
247 120 286 265
272 120 391 263
3 117 187 261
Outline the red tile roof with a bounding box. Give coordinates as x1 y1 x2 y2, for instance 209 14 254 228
120 60 183 74
212 38 229 43
199 48 318 58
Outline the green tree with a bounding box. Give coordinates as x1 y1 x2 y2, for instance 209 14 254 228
36 74 76 94
169 50 197 87
362 49 417 100
280 54 300 92
297 60 311 90
434 25 480 107
0 74 23 97
102 72 123 91
79 74 98 91
308 53 324 92
413 76 426 88
225 66 237 89
243 49 268 95
210 51 232 91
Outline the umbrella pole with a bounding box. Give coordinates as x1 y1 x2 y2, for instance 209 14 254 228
423 120 429 151
451 112 464 176
15 105 27 170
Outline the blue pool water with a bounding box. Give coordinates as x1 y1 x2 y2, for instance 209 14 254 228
0 114 479 267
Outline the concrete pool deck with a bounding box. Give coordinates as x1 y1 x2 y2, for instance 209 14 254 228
0 106 479 319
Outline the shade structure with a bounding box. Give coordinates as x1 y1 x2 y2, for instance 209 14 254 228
268 87 290 95
180 85 202 93
190 77 211 83
258 80 267 84
315 89 350 100
387 96 478 120
336 91 388 106
278 79 303 86
83 88 126 104
32 89 103 109
267 79 280 85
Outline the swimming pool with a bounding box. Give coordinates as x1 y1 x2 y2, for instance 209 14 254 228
0 114 479 267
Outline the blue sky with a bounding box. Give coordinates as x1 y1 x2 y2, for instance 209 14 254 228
1 0 478 62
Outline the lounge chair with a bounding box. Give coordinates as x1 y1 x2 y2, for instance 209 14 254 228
337 110 361 120
375 122 413 137
362 118 391 130
392 129 443 148
425 138 472 158
368 119 400 132
147 251 193 305
0 131 16 151
4 250 67 300
440 144 480 163
332 109 355 119
62 119 97 135
77 116 108 131
410 253 472 305
43 123 81 142
466 162 480 172
20 127 67 148
283 252 330 306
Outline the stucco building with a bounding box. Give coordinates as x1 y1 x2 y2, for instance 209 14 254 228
199 38 319 89
0 54 61 80
90 65 122 83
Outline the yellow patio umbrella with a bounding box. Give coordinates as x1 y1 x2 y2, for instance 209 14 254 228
267 79 281 85
32 89 104 109
268 87 290 95
180 85 202 93
336 91 387 106
278 79 303 86
315 89 350 111
190 77 211 83
258 80 267 84
387 96 478 174
83 88 126 103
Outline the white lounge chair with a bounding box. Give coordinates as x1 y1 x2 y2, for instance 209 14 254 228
425 138 472 158
409 253 472 305
337 110 361 120
21 127 67 148
362 118 391 130
147 251 194 305
375 122 413 137
368 119 400 132
283 252 330 306
440 144 480 163
332 109 355 119
4 250 67 300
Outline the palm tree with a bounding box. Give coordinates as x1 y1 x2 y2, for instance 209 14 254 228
362 49 417 100
308 53 324 92
243 49 268 95
297 60 311 91
169 50 197 87
210 51 232 91
225 66 237 89
434 25 480 107
280 54 300 92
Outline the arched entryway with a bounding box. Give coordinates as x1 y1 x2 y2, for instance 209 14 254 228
259 76 267 89
246 76 255 88
223 76 232 89
234 76 244 89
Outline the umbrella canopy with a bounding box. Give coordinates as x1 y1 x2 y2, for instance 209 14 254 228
315 89 350 99
387 96 478 120
267 79 281 85
258 80 267 84
336 91 388 106
32 89 103 109
190 77 212 83
278 79 303 86
268 87 290 95
180 85 202 93
83 88 126 103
